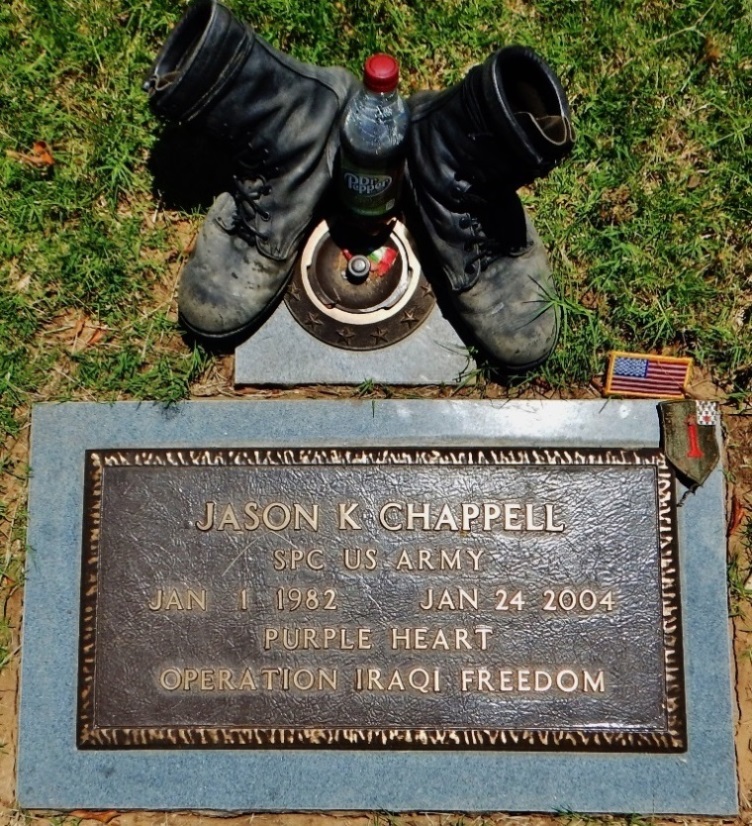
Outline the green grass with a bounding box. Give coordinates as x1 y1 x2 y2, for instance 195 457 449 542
731 513 752 617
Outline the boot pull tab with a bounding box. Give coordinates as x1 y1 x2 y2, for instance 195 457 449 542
514 111 573 152
142 71 180 94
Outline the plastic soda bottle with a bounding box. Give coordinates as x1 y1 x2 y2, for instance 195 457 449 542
338 53 410 218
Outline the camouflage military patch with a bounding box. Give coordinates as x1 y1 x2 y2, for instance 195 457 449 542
658 400 720 487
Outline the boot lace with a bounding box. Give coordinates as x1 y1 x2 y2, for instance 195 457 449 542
215 144 273 245
457 178 528 276
459 213 507 275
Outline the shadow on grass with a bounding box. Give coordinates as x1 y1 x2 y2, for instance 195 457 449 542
148 124 234 212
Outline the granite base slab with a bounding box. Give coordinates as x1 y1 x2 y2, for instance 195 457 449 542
234 303 474 386
18 400 737 814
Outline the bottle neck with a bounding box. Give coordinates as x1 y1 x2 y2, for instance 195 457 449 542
363 86 400 104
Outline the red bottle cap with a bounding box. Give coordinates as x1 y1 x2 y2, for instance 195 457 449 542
364 53 399 93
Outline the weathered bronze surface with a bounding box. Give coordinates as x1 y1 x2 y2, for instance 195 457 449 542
78 447 685 751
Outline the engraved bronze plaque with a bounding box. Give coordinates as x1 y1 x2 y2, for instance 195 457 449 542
78 447 685 751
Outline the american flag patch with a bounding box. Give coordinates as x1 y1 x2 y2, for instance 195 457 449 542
605 351 692 399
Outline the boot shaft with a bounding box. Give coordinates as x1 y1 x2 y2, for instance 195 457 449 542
406 46 573 295
144 0 358 261
409 46 574 202
469 46 574 183
144 0 253 126
145 0 356 154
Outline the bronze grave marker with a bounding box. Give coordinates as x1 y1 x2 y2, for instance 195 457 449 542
78 445 684 751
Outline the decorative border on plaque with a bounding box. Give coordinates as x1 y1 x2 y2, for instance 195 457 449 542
78 447 685 752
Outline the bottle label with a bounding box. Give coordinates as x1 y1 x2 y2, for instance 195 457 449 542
343 172 392 198
339 155 403 217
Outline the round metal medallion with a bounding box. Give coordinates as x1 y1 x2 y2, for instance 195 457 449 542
285 217 436 351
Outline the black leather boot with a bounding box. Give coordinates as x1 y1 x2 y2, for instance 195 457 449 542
407 46 574 370
145 0 358 340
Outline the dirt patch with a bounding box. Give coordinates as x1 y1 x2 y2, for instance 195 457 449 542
726 411 752 814
0 415 30 824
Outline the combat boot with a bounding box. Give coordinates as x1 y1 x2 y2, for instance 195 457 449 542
407 45 574 370
145 0 358 340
